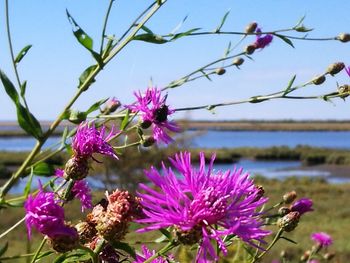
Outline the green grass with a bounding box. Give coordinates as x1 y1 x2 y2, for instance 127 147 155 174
0 177 348 262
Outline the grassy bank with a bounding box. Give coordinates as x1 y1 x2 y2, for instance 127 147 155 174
0 178 348 262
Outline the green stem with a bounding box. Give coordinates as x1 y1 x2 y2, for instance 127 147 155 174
113 141 141 149
100 0 115 54
251 229 283 263
0 217 25 240
143 241 178 263
0 252 51 261
30 238 46 263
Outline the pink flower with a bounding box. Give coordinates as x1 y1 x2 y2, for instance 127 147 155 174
345 66 350 77
290 198 313 215
311 232 333 247
127 87 180 144
254 28 273 49
72 122 118 160
137 152 270 262
134 245 174 263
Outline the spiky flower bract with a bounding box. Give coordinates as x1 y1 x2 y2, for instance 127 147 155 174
311 232 333 247
137 152 270 262
127 87 180 144
290 198 313 215
72 122 118 160
55 169 93 212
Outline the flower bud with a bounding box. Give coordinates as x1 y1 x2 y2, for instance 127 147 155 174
47 226 79 253
245 22 258 34
140 120 152 129
102 97 121 114
300 250 311 262
312 75 326 85
283 191 297 204
64 157 89 180
337 33 350 43
277 211 300 232
244 44 256 55
338 84 350 98
327 62 345 76
324 252 335 261
215 68 226 75
142 136 156 147
278 206 291 216
232 57 244 66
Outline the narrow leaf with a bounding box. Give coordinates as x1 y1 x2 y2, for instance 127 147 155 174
20 81 27 97
0 242 8 257
24 168 34 197
275 34 295 48
79 65 97 87
223 41 232 58
33 162 55 176
66 10 93 50
170 15 188 35
15 45 32 64
215 10 230 32
170 28 201 41
120 109 130 131
61 127 69 147
16 104 43 139
283 74 297 96
140 25 154 34
109 241 136 259
294 15 306 28
280 236 298 244
200 70 212 81
85 98 109 115
0 70 19 104
133 33 168 44
158 228 172 240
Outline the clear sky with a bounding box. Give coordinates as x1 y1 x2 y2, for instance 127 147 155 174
0 0 349 121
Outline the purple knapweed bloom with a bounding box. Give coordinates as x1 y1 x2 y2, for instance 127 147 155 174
72 122 118 160
137 152 270 262
134 245 175 263
24 188 73 239
254 28 273 49
55 169 92 212
311 232 333 247
127 87 180 144
290 198 313 215
345 66 350 77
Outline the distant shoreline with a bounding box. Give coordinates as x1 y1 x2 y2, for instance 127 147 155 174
1 120 350 137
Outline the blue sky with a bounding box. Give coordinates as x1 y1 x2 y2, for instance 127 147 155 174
0 0 349 121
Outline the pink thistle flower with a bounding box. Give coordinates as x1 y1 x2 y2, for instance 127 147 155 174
311 232 333 247
345 66 350 77
290 198 313 215
72 122 118 160
55 169 93 212
134 245 175 263
24 188 73 239
127 87 180 144
254 28 273 49
137 152 270 262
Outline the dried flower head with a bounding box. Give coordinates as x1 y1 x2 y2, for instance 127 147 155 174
137 152 270 261
127 87 180 144
311 232 333 247
72 122 118 160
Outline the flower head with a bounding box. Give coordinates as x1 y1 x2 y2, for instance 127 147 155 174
345 66 350 77
290 198 313 215
137 152 270 261
127 87 180 144
311 232 333 247
72 122 118 160
134 245 174 263
55 169 93 212
254 28 273 49
25 188 71 239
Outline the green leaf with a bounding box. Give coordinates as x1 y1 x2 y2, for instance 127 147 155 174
33 162 55 176
85 98 108 115
66 10 103 66
280 236 298 244
295 25 313 33
294 15 306 29
133 33 168 44
0 242 8 257
170 28 201 41
110 241 136 259
215 10 230 32
14 45 32 64
24 168 34 197
170 15 188 35
16 104 43 139
223 41 232 58
274 34 295 48
20 81 27 97
67 110 87 124
140 25 154 34
53 249 92 263
79 65 97 87
61 127 69 147
200 70 212 81
0 70 19 104
158 228 172 240
167 77 188 88
120 109 130 131
283 75 297 96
